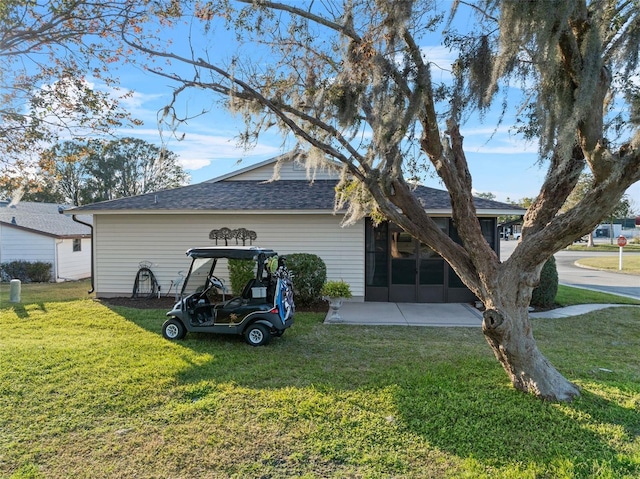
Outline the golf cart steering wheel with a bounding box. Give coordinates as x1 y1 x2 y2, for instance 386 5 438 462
209 275 225 291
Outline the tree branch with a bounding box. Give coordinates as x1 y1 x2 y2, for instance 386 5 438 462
521 145 585 238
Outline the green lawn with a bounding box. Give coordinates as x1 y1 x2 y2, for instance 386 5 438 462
555 284 640 306
0 279 93 306
567 243 640 252
574 255 640 274
1 283 639 478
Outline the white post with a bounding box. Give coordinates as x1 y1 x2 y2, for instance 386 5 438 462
619 246 623 271
617 235 627 270
9 279 21 303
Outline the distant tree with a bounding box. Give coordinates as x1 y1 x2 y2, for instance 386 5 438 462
18 179 66 203
0 0 143 179
610 196 633 219
34 138 188 204
513 198 534 210
38 141 97 206
475 192 496 200
124 0 640 401
99 137 189 199
0 175 64 203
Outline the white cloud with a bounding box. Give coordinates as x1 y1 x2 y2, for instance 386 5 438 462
117 89 166 115
468 143 538 155
114 126 281 173
458 125 538 155
180 157 213 170
421 45 455 82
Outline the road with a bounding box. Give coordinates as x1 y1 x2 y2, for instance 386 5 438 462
499 240 640 300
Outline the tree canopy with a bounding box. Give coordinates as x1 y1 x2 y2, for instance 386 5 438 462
35 138 189 205
0 0 144 176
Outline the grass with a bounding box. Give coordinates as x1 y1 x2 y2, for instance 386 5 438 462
556 284 640 306
1 283 640 478
574 256 640 274
0 279 93 306
567 243 640 252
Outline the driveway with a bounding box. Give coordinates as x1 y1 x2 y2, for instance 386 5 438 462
500 240 640 300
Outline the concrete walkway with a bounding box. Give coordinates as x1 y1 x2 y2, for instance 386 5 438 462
324 302 637 327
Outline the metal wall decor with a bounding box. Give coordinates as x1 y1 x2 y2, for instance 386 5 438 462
209 227 257 246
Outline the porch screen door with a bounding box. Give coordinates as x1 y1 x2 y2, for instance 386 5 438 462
389 231 417 302
389 221 447 303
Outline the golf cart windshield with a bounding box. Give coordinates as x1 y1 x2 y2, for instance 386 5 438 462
181 257 215 297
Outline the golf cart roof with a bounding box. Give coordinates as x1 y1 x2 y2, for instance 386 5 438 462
186 246 278 260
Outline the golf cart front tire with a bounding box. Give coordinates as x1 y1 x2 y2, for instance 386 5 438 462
244 323 271 346
162 318 186 340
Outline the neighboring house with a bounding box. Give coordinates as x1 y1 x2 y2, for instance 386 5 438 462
0 201 92 282
64 154 525 302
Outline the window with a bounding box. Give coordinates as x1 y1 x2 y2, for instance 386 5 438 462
73 239 82 252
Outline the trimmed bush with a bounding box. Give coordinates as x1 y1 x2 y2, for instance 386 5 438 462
1 261 52 283
531 256 558 308
321 280 352 298
286 253 327 307
227 258 256 295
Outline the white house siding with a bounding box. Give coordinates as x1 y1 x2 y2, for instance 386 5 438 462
0 226 55 272
56 238 91 281
93 213 365 300
227 160 339 181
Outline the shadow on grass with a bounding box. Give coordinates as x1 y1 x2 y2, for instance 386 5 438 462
393 363 639 475
111 304 639 476
1 302 49 318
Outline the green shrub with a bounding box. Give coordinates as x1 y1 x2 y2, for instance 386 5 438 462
1 260 52 283
228 259 255 295
286 253 327 307
321 280 352 298
531 256 558 308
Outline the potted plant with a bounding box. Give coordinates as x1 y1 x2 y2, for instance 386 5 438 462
321 280 352 321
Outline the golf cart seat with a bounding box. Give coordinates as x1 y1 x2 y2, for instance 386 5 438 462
213 278 268 311
241 278 269 301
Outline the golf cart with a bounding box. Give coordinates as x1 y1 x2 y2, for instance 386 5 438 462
162 246 294 346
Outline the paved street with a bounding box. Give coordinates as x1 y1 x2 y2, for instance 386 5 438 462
499 240 640 300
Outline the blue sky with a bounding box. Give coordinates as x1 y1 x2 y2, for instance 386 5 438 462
102 9 640 210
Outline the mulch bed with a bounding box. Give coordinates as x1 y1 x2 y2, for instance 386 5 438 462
98 296 177 310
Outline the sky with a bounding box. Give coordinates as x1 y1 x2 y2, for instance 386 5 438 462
98 4 640 210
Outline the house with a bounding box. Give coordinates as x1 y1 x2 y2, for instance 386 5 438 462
0 201 92 281
63 154 525 302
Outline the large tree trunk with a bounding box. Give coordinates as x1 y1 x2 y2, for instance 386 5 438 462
482 304 580 401
384 174 583 402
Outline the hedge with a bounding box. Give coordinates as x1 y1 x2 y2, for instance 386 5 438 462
1 261 52 283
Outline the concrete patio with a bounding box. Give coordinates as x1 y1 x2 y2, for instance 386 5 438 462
323 301 636 327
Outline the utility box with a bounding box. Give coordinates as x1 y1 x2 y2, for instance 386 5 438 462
9 279 21 303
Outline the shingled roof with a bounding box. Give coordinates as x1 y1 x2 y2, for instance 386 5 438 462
0 201 92 237
64 180 524 215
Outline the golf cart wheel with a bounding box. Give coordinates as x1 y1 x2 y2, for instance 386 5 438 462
244 323 271 346
162 318 186 340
